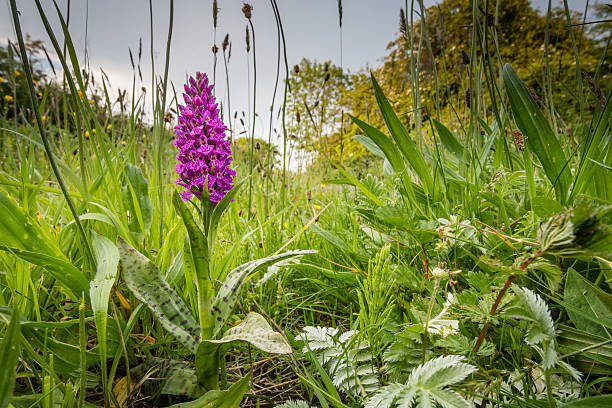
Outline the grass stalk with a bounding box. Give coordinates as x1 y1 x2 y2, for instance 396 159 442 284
10 0 95 269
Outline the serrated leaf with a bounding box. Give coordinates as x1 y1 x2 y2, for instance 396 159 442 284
118 237 201 353
211 250 315 337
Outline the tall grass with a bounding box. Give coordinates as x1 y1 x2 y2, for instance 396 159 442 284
0 1 610 407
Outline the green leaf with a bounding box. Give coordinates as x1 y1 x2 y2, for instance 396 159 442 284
560 395 612 408
172 190 209 281
168 375 250 408
572 94 612 201
0 192 88 297
370 73 435 197
131 357 202 398
210 250 315 337
0 308 20 408
206 312 291 354
195 313 290 389
121 164 153 235
557 324 612 373
89 231 119 396
565 268 612 337
532 196 565 219
208 179 243 242
353 134 385 159
503 63 572 203
432 119 463 159
117 237 201 353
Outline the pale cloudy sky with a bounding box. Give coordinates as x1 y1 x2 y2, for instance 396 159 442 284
1 0 592 144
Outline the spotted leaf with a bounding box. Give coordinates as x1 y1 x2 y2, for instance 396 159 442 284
118 238 201 353
211 250 316 336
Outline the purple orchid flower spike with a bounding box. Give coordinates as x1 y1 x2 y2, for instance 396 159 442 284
174 72 235 203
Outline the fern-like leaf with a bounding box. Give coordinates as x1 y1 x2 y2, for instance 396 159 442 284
296 326 379 397
366 355 476 408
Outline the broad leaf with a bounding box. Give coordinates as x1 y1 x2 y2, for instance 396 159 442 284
370 73 435 197
211 250 315 336
560 395 612 408
172 190 209 281
503 64 571 203
167 375 250 408
118 238 201 353
432 119 463 159
205 312 291 354
89 231 119 397
131 357 202 398
565 268 612 337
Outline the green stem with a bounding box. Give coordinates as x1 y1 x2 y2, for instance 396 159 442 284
544 366 556 408
422 278 440 364
247 19 257 215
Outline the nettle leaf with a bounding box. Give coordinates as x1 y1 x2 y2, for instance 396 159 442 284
118 238 201 353
167 374 250 408
211 250 315 337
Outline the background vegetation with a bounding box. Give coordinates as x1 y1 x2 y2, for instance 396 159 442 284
0 0 611 407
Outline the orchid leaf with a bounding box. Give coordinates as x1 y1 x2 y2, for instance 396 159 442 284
211 250 315 337
118 237 201 353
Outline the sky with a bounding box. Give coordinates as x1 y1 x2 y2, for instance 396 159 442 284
0 0 593 145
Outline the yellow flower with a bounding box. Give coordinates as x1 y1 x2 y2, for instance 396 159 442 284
4 95 13 102
283 222 288 228
106 124 112 130
41 115 47 121
15 71 21 77
320 183 326 188
0 76 4 83
89 99 94 105
36 211 42 221
258 184 263 189
32 80 37 85
84 131 90 139
313 204 321 210
121 141 127 146
92 128 97 133
37 92 42 97
77 90 83 98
